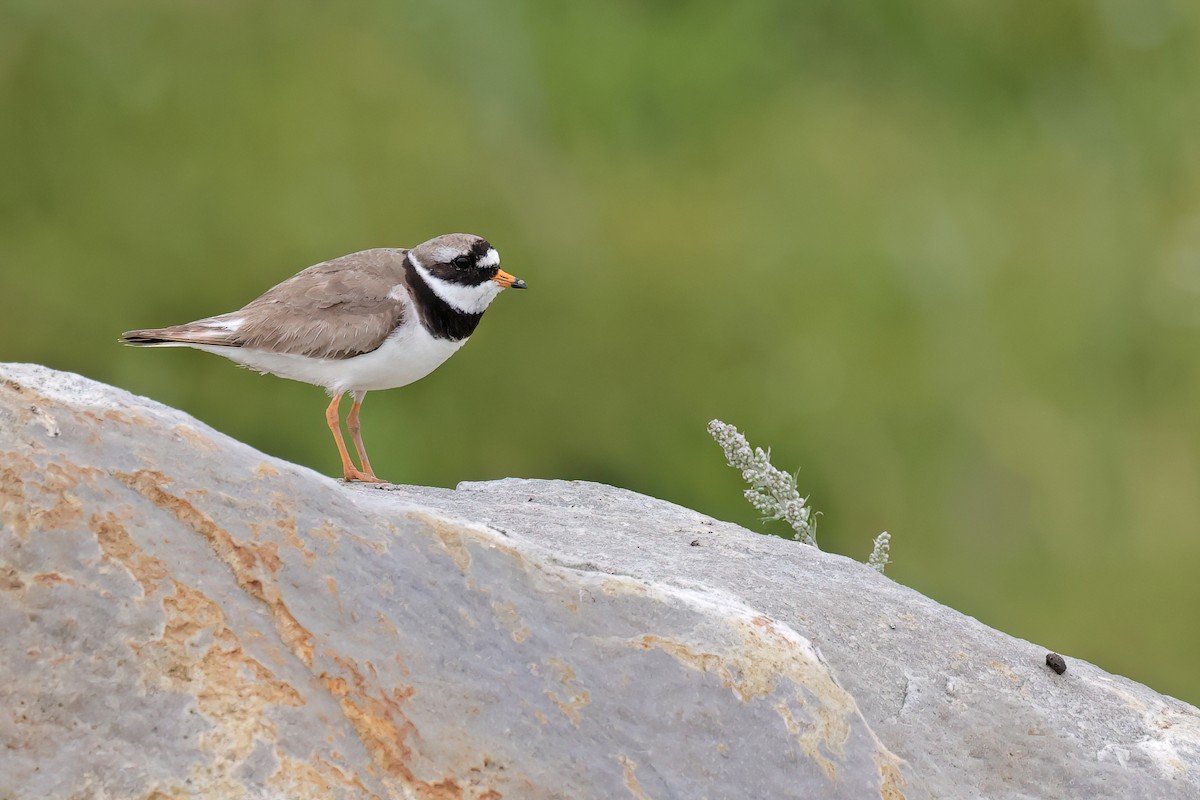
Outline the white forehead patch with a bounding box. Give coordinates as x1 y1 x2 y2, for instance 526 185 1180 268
478 248 500 269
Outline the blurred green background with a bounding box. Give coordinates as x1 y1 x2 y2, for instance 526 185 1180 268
3 1 1199 703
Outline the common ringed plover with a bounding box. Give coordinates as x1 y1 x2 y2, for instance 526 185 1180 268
121 233 526 483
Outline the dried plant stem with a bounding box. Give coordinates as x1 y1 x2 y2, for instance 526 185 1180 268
707 420 816 546
868 532 891 573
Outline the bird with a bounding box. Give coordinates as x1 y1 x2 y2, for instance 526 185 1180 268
121 233 526 483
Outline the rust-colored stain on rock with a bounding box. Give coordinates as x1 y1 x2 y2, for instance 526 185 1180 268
1 565 24 591
875 750 908 800
92 512 169 595
416 513 473 573
325 654 417 772
117 469 316 668
127 580 371 797
320 654 481 799
0 452 88 539
255 462 280 478
543 657 590 727
617 755 651 800
307 647 509 799
492 601 532 644
637 615 875 782
30 571 73 587
272 493 316 565
172 423 219 452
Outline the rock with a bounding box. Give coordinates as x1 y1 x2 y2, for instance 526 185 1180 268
0 363 1197 799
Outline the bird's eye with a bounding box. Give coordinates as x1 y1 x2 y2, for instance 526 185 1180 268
452 255 473 270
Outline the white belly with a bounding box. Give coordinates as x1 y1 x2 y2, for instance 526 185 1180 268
194 321 467 394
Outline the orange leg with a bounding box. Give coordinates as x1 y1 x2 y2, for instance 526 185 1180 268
346 391 382 482
325 394 384 483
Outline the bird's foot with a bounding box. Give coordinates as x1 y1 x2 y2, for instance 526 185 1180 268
341 467 388 484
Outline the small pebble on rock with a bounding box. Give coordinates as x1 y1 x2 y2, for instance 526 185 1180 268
1046 652 1067 675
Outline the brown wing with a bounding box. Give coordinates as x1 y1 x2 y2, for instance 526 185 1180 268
235 249 409 359
121 248 410 359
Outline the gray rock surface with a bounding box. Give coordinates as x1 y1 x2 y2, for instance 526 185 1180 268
1 362 1198 799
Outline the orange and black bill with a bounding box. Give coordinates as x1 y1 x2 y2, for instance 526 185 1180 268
491 269 527 289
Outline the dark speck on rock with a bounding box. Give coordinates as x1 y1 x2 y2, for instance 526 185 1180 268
1046 652 1067 675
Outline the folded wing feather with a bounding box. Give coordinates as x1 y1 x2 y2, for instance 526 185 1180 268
120 249 409 361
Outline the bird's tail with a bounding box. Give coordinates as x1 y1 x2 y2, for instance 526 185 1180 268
120 317 243 348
